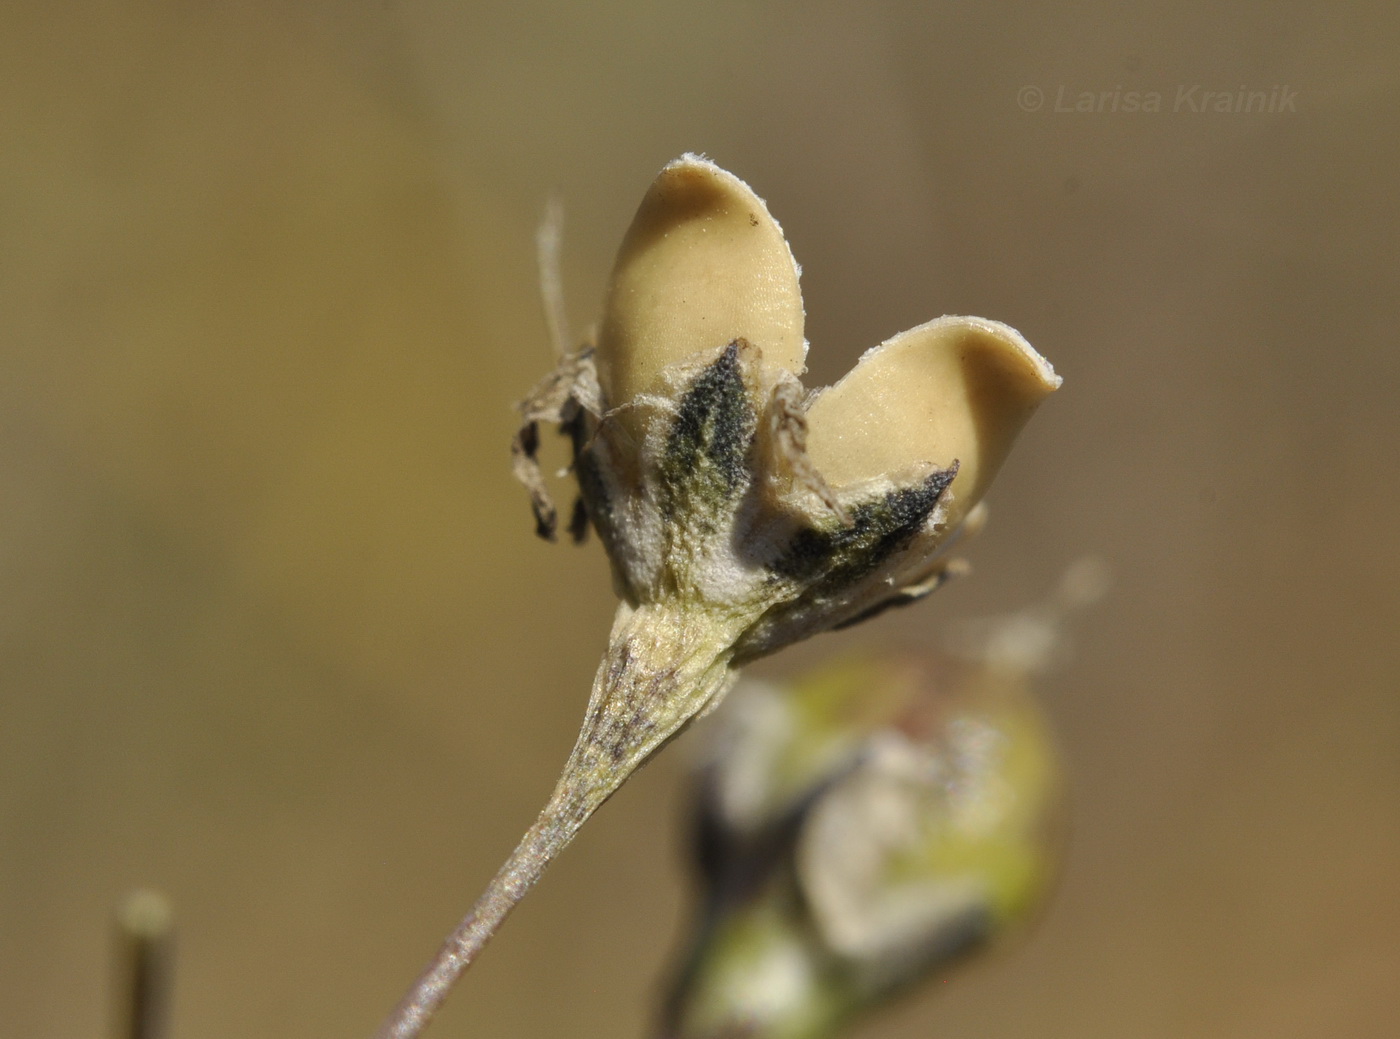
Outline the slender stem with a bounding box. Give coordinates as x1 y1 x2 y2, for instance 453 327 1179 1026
373 602 741 1039
115 890 174 1039
535 194 571 359
373 782 596 1039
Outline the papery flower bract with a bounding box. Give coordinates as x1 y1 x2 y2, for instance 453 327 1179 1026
508 154 1062 873
521 155 1059 670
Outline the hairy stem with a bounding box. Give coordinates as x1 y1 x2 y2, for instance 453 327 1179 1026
372 781 596 1039
374 602 741 1039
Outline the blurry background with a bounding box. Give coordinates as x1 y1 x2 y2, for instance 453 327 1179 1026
3 2 1398 1037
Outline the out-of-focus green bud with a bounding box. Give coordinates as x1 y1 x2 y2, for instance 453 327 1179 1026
662 564 1106 1039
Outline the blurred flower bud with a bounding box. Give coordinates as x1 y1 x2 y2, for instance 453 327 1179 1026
662 566 1104 1039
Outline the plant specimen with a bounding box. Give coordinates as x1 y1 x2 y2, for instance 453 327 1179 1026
376 155 1060 1038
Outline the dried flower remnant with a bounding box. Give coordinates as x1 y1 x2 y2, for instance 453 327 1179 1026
663 566 1104 1039
377 157 1060 1038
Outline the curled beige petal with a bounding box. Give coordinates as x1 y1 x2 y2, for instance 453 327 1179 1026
596 156 807 423
804 316 1060 518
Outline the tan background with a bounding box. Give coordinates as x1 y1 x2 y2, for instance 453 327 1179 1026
3 2 1397 1037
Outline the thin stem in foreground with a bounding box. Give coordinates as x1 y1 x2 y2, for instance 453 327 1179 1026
373 602 740 1039
115 890 174 1039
